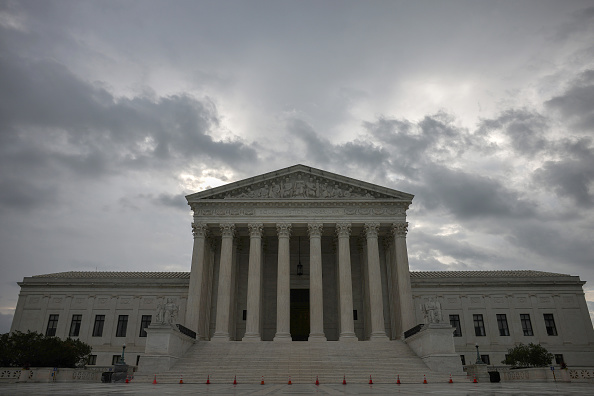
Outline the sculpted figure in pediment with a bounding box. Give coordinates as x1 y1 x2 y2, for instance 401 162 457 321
294 174 306 198
282 178 293 198
306 177 317 198
270 182 281 198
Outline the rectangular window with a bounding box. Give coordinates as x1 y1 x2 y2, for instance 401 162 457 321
112 355 121 365
450 314 462 337
46 314 59 336
481 355 490 365
555 354 564 365
136 355 141 366
497 314 510 336
473 314 486 336
139 315 152 337
353 310 358 321
544 314 558 336
116 315 128 337
242 310 247 320
520 314 533 336
69 314 82 337
88 355 97 365
460 355 466 365
92 315 105 337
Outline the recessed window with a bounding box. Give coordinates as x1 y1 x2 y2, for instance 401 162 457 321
544 314 558 336
520 314 533 336
116 315 128 337
112 355 121 365
139 315 152 337
46 314 59 336
136 355 141 366
460 355 466 365
481 355 490 365
87 355 97 365
92 315 105 337
242 310 247 320
353 310 358 321
450 314 462 337
497 314 510 336
554 354 564 365
473 314 486 336
69 314 82 337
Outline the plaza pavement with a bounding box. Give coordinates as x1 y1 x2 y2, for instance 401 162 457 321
1 381 594 395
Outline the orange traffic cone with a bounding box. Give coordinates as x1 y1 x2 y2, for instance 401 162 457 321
473 375 478 383
153 374 157 384
206 374 210 384
179 375 183 384
396 374 401 384
288 376 292 385
261 375 265 385
449 374 453 383
423 374 428 384
315 375 319 386
342 375 347 385
233 375 237 385
369 375 373 384
125 376 129 384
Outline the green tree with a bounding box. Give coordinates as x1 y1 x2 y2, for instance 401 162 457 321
502 343 554 368
0 331 92 368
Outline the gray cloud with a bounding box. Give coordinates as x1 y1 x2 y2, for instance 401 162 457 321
545 70 594 133
0 313 13 334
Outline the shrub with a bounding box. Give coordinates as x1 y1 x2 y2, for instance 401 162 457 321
0 331 92 368
502 343 554 368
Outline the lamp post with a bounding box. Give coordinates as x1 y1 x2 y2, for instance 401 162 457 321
120 344 126 364
475 343 483 364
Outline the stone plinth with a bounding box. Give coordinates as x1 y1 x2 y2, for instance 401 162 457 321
405 323 463 374
111 362 128 383
137 324 196 374
465 363 490 382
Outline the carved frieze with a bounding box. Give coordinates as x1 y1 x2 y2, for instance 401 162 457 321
191 204 407 217
207 172 396 200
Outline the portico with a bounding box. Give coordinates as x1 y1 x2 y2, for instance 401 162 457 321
184 165 415 342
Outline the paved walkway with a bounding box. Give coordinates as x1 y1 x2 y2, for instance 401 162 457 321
1 382 594 395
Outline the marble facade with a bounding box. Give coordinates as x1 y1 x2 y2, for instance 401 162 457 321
9 165 594 368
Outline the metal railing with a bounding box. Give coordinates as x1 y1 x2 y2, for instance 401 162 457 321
176 324 197 339
404 324 424 338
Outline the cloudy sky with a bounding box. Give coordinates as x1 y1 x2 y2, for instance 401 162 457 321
1 0 594 333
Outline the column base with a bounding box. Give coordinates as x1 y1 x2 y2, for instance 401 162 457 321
339 333 358 341
242 333 262 342
369 332 389 341
273 333 292 341
308 333 327 342
211 332 231 342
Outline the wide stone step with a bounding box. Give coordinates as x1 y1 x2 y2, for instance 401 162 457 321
136 340 467 384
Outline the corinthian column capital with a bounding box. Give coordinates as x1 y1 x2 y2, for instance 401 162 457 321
391 222 408 238
191 222 209 238
220 223 236 238
307 223 323 238
335 223 351 238
276 223 292 238
364 222 380 238
248 223 264 238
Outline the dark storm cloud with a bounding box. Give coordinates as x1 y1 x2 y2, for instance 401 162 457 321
545 69 594 133
417 165 537 219
0 53 257 211
149 193 188 210
533 137 594 208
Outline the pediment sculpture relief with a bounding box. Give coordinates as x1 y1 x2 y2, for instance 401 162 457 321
209 172 392 200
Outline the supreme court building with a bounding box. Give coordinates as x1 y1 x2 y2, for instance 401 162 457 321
10 165 594 371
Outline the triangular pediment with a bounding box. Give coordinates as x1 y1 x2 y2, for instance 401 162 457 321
186 165 413 202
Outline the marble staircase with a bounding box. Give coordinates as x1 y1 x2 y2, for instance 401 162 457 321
134 340 468 384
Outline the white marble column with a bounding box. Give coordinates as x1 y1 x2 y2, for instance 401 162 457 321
308 223 326 341
392 222 415 333
243 223 264 341
185 222 208 337
336 223 357 341
212 223 235 341
274 223 292 341
365 223 389 340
